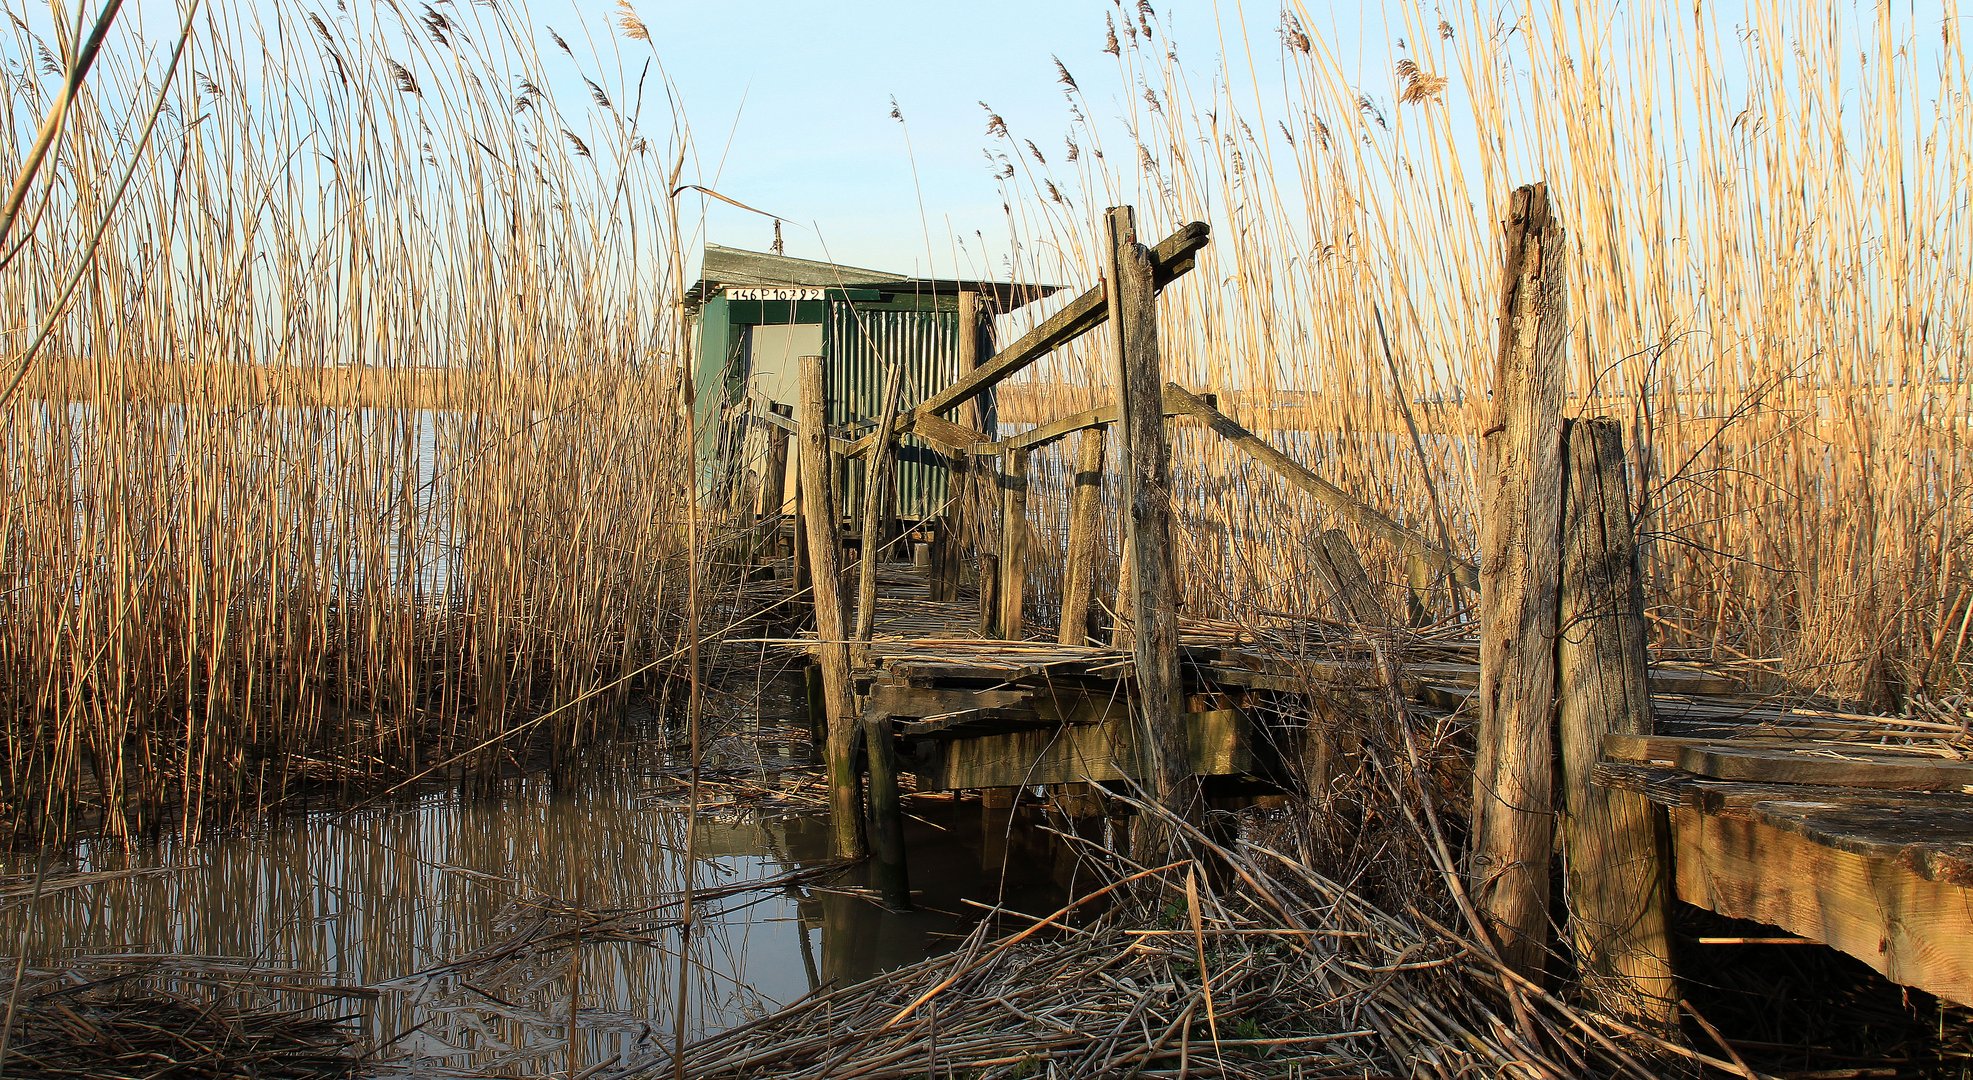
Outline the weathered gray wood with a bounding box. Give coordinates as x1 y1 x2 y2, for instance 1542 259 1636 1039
932 292 988 602
997 449 1030 639
1472 182 1568 981
1108 206 1196 855
1556 417 1675 1029
861 705 911 909
1158 382 1478 592
983 388 1215 457
1058 427 1107 646
1310 529 1390 628
797 354 866 860
843 222 1210 457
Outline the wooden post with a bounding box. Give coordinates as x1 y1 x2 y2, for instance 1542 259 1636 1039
1557 417 1676 1028
1058 427 1107 646
934 292 988 603
997 449 1029 639
758 403 794 562
854 357 909 655
860 704 911 909
1472 182 1568 981
1310 529 1389 629
976 553 1000 636
1108 205 1194 857
797 354 867 860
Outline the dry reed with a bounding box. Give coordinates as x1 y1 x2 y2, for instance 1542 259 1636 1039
0 1 704 846
974 3 1971 709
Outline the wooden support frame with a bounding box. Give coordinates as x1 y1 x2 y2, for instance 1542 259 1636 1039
1159 383 1477 592
842 222 1210 459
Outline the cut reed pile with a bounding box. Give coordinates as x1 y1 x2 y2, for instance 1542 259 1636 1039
978 3 1972 707
669 808 1712 1079
0 3 705 845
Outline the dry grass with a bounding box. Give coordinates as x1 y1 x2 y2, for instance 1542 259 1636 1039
974 2 1972 707
0 2 702 845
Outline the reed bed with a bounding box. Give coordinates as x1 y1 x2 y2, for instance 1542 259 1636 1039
667 804 1712 1080
0 2 704 846
976 2 1972 708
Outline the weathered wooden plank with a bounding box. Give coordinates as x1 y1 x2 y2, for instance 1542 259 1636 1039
1110 206 1197 857
1676 745 1973 792
867 683 1035 717
906 709 1252 790
843 221 1210 457
982 388 1214 456
1472 181 1569 981
1672 806 1973 1009
755 402 793 520
1058 427 1107 646
797 354 865 859
1160 383 1479 593
1310 529 1390 627
1555 417 1674 1028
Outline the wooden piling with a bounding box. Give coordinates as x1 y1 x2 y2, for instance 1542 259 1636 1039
797 354 867 860
933 291 988 604
860 704 911 909
1557 417 1675 1028
1472 182 1568 981
1311 529 1389 629
756 402 794 522
1107 205 1195 854
1058 427 1107 646
976 553 1000 636
997 449 1029 639
854 358 909 654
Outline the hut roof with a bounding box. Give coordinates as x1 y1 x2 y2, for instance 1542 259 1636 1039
685 244 1058 311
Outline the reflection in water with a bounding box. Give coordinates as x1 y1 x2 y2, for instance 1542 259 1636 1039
4 725 1078 1076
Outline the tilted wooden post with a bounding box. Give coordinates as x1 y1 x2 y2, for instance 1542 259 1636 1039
1472 182 1568 981
1557 417 1676 1028
854 356 909 657
997 449 1030 639
1108 205 1195 856
1058 426 1107 646
797 354 867 860
860 700 911 909
976 553 999 636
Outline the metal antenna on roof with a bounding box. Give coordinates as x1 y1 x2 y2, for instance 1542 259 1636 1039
771 219 783 255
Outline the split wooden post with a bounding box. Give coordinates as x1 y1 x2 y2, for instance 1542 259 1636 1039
1058 427 1107 646
1557 417 1676 1028
797 354 867 860
1107 205 1194 856
997 449 1030 639
976 553 1000 636
854 357 909 656
1472 182 1568 981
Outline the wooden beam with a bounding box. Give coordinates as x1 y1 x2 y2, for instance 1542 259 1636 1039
1109 206 1197 856
1158 382 1478 592
1675 746 1973 791
843 221 1210 458
981 387 1216 457
1672 807 1973 1009
796 354 866 860
1472 181 1569 982
997 449 1030 639
1058 428 1107 646
1556 417 1676 1029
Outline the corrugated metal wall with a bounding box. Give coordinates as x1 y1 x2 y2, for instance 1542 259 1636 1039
825 304 964 521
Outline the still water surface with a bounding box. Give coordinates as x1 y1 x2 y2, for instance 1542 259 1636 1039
6 721 1079 1076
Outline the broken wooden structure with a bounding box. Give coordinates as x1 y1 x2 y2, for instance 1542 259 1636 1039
716 196 1973 1018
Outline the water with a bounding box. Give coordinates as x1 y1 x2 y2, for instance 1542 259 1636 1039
1 720 1080 1077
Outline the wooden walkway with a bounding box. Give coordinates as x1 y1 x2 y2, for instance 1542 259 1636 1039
724 198 1973 1016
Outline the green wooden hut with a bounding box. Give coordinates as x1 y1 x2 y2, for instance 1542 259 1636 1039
686 244 1055 520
